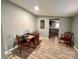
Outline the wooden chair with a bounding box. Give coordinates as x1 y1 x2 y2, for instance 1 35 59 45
59 32 69 42
34 33 39 47
64 32 73 46
29 32 40 48
16 35 29 53
59 32 74 46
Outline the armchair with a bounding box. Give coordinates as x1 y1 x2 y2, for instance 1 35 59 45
59 32 74 46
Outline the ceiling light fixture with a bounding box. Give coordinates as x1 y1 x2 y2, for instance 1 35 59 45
34 6 39 11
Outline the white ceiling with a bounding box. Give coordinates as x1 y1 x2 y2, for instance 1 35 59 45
10 0 78 17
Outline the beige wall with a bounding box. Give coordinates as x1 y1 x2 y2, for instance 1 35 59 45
37 16 72 38
1 27 5 59
36 17 49 38
59 17 72 37
72 16 78 49
36 16 60 38
2 0 36 51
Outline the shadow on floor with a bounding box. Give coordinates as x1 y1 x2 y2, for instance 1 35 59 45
6 40 42 59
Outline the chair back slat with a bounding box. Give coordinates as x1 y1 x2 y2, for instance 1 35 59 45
16 35 21 45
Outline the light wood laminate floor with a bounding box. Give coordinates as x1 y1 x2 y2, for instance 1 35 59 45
6 37 77 59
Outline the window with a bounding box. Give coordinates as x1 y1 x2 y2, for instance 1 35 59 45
40 20 45 29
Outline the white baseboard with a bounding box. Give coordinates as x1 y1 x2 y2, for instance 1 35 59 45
5 46 18 55
74 46 78 52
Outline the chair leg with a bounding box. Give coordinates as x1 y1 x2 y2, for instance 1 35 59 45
18 46 21 53
20 47 21 53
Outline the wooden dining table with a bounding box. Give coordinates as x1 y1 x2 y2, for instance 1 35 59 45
21 34 36 48
24 35 34 42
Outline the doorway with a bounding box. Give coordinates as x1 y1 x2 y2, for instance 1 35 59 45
49 19 60 38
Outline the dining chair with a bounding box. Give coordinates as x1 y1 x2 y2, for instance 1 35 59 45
16 35 29 53
33 33 40 48
59 32 74 46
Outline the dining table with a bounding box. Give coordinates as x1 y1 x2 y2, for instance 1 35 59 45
21 34 36 48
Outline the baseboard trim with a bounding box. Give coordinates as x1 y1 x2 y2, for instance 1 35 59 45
5 46 18 55
74 46 78 52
